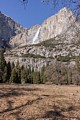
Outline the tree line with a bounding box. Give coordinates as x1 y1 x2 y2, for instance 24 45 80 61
0 49 80 85
0 49 45 84
44 60 80 85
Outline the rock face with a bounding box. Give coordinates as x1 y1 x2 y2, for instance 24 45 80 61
0 11 26 47
9 7 80 47
5 56 54 71
9 24 40 47
3 7 80 70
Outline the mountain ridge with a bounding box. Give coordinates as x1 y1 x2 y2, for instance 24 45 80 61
9 7 80 48
0 11 27 47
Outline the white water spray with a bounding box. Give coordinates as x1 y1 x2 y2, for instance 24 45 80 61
32 27 40 44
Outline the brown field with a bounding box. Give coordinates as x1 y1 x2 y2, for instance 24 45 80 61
0 84 80 120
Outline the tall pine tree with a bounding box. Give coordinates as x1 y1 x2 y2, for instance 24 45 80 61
0 50 5 71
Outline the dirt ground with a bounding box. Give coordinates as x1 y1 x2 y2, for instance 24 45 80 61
0 84 80 120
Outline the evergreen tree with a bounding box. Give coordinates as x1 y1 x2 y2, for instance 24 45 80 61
17 66 21 83
2 66 8 83
28 65 32 74
0 69 3 83
32 71 41 84
10 68 18 83
27 66 33 83
76 57 80 73
21 68 27 84
0 50 6 83
11 62 15 69
0 50 5 71
15 61 21 83
7 61 11 81
40 65 45 83
16 60 20 68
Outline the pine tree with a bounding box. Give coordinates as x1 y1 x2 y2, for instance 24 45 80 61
21 68 27 84
28 65 31 74
7 61 11 81
0 50 5 71
40 65 45 83
0 50 6 83
10 68 18 83
17 67 21 83
15 61 21 83
2 66 8 83
11 62 15 69
76 57 80 73
0 69 3 83
27 66 33 83
32 71 41 84
16 60 19 68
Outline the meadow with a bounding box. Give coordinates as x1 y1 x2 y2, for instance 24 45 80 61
0 84 80 120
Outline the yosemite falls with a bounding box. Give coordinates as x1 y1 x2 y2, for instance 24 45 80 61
32 27 40 44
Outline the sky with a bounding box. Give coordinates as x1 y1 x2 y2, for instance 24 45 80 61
0 0 75 28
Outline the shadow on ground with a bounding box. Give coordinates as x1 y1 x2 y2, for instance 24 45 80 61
0 85 40 98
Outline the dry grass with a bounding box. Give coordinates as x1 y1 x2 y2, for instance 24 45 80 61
0 84 80 120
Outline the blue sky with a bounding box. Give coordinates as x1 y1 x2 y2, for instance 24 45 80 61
0 0 75 28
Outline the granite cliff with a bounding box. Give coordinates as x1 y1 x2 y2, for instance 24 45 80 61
9 7 80 47
0 11 26 47
2 7 80 70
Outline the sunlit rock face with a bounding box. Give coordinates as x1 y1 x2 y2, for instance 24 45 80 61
9 7 80 47
9 25 40 47
38 7 80 42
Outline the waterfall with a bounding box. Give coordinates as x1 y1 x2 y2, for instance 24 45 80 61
32 27 40 44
